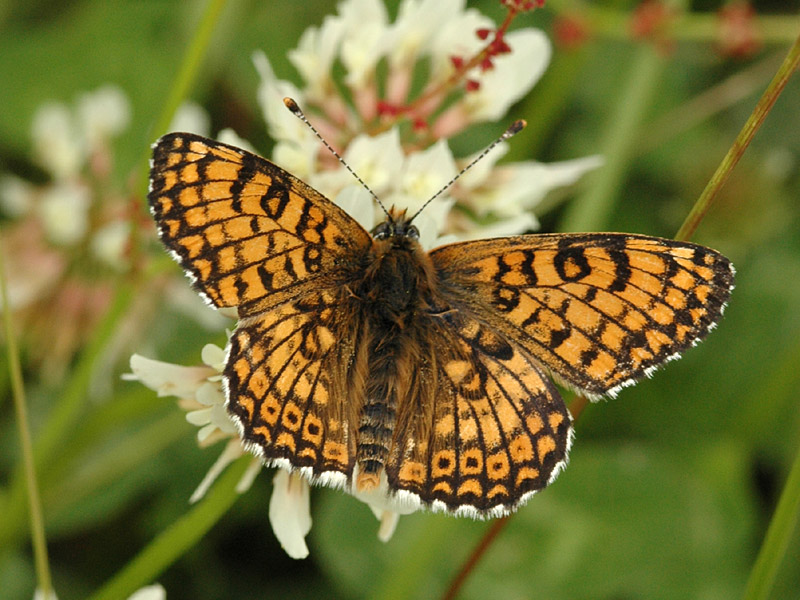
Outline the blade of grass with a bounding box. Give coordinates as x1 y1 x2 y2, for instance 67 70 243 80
557 43 666 232
0 234 52 597
742 441 800 600
675 27 800 241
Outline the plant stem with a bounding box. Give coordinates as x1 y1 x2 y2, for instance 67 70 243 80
0 234 52 597
742 440 800 600
675 27 800 241
88 457 250 600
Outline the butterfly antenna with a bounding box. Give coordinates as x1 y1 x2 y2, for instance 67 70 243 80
283 97 393 223
407 119 527 224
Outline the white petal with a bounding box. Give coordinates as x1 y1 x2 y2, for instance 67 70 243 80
252 51 314 149
200 343 226 372
334 185 378 231
189 438 244 503
341 0 390 87
37 181 91 246
216 129 256 154
342 128 405 195
377 510 400 542
78 85 131 146
235 458 263 494
127 354 214 398
269 470 312 559
32 101 83 178
0 175 35 217
126 584 166 600
464 29 551 123
90 220 131 270
401 139 457 203
186 407 213 427
168 102 210 137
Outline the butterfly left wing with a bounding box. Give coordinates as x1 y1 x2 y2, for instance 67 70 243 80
148 132 371 317
384 310 573 516
430 233 734 398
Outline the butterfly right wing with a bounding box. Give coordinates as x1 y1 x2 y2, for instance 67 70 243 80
148 132 372 318
385 309 573 516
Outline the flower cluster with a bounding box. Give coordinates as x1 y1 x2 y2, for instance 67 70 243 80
0 86 135 378
130 0 602 559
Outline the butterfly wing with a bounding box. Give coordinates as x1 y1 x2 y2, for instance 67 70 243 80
148 132 371 317
225 289 363 483
385 309 572 516
149 133 373 481
430 233 734 397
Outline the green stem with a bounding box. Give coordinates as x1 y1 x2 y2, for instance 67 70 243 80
151 0 229 141
0 282 135 548
88 457 250 600
742 441 800 600
0 234 52 597
557 44 665 232
675 27 800 241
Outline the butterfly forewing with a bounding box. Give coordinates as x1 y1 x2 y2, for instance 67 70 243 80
431 233 734 398
148 133 371 315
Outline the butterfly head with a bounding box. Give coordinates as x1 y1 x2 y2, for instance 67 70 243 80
371 208 420 243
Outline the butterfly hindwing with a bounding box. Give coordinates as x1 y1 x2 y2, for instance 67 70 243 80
225 289 362 483
385 310 572 515
148 133 371 317
431 233 734 397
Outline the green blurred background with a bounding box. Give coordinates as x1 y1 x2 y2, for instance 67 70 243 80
1 1 799 598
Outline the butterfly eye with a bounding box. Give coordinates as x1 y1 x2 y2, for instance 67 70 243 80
406 225 420 240
372 222 392 240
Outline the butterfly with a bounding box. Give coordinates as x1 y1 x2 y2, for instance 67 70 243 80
148 132 734 517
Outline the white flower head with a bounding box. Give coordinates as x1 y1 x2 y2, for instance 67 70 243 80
38 181 91 246
78 85 131 148
32 101 83 179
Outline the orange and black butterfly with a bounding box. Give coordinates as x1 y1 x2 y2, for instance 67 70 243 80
148 132 734 517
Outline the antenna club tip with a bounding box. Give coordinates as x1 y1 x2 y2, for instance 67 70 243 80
283 97 302 115
506 119 527 137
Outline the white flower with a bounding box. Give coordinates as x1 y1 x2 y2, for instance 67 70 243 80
340 0 390 89
78 85 131 148
0 175 35 218
269 470 313 559
37 181 91 246
168 102 211 137
126 584 166 600
91 220 131 270
32 102 83 179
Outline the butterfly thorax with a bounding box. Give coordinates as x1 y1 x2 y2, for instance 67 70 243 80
361 217 436 323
